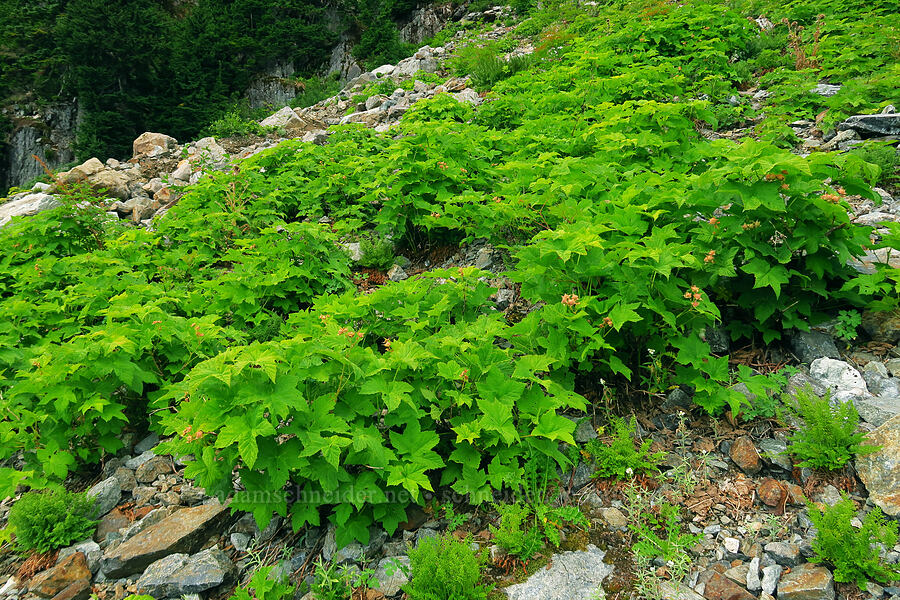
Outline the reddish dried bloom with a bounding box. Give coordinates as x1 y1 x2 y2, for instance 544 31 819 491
704 250 716 263
561 293 579 307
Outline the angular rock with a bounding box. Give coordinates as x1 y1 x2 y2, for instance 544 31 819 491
777 563 834 600
505 545 613 600
747 556 762 592
133 132 177 158
372 556 409 596
856 395 900 427
809 83 841 97
58 540 102 574
723 537 741 555
87 476 121 517
659 581 706 600
57 158 105 184
598 507 627 530
856 414 900 516
862 310 900 344
809 358 869 402
112 467 137 492
730 436 761 475
29 552 91 598
387 264 408 282
758 478 787 507
135 455 171 483
0 192 60 228
762 564 782 596
191 137 227 163
260 106 299 129
765 542 800 567
789 331 839 364
838 113 900 137
172 160 192 182
702 571 755 600
50 578 91 600
88 170 132 200
100 502 228 578
758 438 792 471
474 246 493 270
136 547 236 598
96 507 133 542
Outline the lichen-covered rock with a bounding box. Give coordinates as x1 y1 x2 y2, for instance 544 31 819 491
87 476 121 517
28 552 90 598
100 502 228 578
777 563 834 600
136 547 236 598
856 414 900 516
504 545 613 600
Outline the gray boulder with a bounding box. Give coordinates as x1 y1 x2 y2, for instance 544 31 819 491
504 545 614 600
838 112 900 137
372 556 409 596
789 331 839 363
0 192 60 228
87 477 121 518
809 358 869 402
135 547 236 598
856 414 900 516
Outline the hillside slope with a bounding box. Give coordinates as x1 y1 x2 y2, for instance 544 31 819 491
1 0 899 599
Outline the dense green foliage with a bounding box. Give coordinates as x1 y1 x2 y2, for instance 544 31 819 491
4 489 97 553
0 0 437 169
0 0 897 550
404 534 491 600
584 416 663 480
808 495 900 589
229 566 295 600
784 386 877 470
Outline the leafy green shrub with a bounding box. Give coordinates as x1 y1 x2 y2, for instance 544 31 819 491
784 386 877 470
834 309 861 342
357 236 395 270
229 565 295 600
403 534 491 600
5 490 97 553
205 110 266 139
490 502 543 560
630 501 699 565
450 44 536 91
290 73 342 109
490 501 588 560
156 271 583 546
584 416 663 480
808 494 900 589
849 141 899 187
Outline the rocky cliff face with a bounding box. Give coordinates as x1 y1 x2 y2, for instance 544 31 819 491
1 4 463 193
398 3 461 44
1 101 79 193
